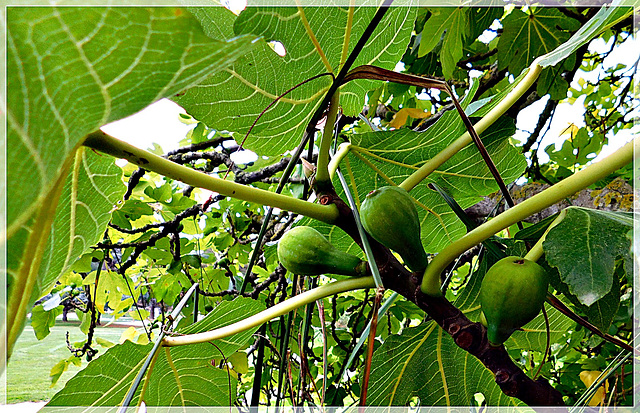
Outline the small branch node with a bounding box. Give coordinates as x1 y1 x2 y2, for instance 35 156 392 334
495 370 510 385
454 329 475 351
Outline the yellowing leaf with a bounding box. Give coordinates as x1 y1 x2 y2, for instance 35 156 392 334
559 123 580 138
95 337 115 348
579 370 608 406
113 297 134 314
119 326 151 345
119 327 138 344
228 351 249 375
389 108 431 129
49 356 81 387
129 309 150 321
136 332 150 345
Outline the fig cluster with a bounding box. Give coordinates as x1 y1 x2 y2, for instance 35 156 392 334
276 186 428 278
276 186 549 350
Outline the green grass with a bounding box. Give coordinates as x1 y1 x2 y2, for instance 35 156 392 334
6 322 128 403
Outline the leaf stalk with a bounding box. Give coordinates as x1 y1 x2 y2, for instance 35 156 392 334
315 93 340 185
524 209 567 262
421 138 635 294
329 142 352 179
83 131 340 224
162 277 375 347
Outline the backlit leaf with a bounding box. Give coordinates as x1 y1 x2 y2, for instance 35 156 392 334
498 8 580 75
418 8 470 78
176 6 416 155
5 6 259 356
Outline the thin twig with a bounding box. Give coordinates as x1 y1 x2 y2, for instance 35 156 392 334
359 286 384 405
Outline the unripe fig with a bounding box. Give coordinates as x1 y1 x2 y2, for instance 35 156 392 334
359 186 427 272
480 256 548 346
277 226 367 277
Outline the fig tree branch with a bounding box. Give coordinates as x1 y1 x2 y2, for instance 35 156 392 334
545 293 634 354
321 191 566 406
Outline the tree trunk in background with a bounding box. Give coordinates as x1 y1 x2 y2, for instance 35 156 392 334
464 177 633 224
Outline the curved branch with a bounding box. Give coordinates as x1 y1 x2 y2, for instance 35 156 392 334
161 276 376 347
422 139 635 294
83 130 340 224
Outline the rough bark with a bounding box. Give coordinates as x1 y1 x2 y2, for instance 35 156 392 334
465 177 633 225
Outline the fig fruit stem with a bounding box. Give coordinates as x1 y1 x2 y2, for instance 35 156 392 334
400 60 543 192
315 93 340 185
421 138 635 295
329 142 352 179
162 276 375 347
524 209 567 262
83 130 340 224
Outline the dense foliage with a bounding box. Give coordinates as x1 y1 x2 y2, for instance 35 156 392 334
6 3 636 409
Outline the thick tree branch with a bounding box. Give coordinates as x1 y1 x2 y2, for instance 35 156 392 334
317 187 566 406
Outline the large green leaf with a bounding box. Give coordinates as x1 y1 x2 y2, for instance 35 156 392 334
176 6 416 155
365 323 519 406
543 207 633 306
7 7 256 241
46 297 264 408
547 263 622 333
346 118 524 255
497 7 580 76
5 6 258 356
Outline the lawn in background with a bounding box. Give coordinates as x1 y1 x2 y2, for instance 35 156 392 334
6 321 129 403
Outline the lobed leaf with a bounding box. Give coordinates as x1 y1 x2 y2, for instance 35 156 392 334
543 207 632 306
498 8 580 76
5 6 259 356
176 6 416 155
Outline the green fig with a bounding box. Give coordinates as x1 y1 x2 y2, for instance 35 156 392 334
479 256 549 346
359 186 427 272
277 226 367 277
